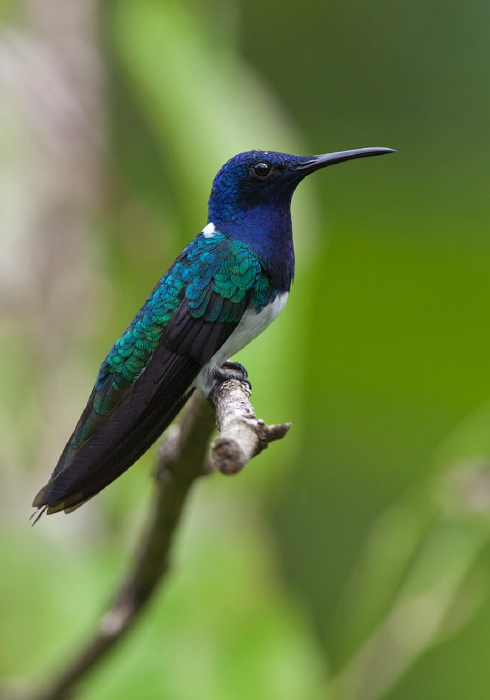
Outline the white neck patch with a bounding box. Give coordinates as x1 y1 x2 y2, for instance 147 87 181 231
202 222 216 238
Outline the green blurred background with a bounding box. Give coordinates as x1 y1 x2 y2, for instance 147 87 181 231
2 0 490 698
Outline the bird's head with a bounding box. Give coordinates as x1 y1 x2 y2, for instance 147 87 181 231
207 147 395 226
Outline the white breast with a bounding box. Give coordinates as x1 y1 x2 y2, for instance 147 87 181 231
196 291 288 396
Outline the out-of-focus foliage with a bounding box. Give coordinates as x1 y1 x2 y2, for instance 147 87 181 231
2 0 490 698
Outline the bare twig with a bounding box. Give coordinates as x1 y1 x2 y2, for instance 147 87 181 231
26 375 290 700
208 370 292 475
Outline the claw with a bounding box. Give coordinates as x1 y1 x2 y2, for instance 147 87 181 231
222 361 248 377
213 365 252 391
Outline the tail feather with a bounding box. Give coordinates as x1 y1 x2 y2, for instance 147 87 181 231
32 345 201 513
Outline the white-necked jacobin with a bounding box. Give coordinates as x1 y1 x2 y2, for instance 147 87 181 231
33 147 394 517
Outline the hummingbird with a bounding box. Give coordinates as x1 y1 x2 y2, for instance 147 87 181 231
32 146 394 518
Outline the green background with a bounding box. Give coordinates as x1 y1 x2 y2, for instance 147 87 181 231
2 1 490 698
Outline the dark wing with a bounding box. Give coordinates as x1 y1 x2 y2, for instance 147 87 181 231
32 233 263 514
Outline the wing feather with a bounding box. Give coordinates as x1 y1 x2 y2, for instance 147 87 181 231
33 232 272 514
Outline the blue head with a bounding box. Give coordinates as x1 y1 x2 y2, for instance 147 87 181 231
208 147 394 290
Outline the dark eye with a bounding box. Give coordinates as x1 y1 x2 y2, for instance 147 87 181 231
252 161 272 179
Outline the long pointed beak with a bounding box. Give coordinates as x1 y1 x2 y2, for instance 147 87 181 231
294 147 396 173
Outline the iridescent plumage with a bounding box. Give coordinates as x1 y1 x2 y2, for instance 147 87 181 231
34 231 276 514
33 147 394 517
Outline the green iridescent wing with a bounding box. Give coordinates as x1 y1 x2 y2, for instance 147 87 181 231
33 232 274 514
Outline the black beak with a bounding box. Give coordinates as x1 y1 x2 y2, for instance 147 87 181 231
294 147 396 173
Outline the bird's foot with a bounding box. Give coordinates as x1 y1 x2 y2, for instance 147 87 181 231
213 363 252 391
222 361 248 378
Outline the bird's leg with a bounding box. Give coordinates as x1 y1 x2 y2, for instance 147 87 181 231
213 362 252 391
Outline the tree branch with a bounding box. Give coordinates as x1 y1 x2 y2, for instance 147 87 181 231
208 370 292 475
26 374 291 700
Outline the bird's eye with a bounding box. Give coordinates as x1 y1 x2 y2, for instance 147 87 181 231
252 161 272 179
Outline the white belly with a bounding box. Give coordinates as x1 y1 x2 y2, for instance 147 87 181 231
196 291 288 396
